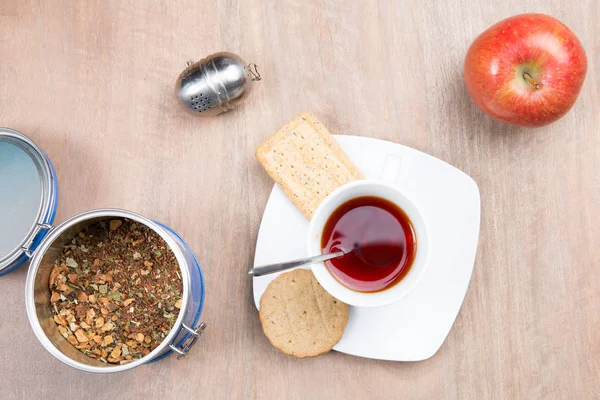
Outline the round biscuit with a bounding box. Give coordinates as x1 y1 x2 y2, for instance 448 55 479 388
259 269 348 358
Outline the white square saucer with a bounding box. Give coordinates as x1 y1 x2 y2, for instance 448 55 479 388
252 135 480 361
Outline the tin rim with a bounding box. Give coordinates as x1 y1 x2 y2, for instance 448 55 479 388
25 209 192 373
0 128 56 274
149 222 205 362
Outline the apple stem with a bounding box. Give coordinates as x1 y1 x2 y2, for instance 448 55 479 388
523 72 542 90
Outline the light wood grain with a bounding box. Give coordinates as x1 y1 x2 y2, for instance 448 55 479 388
0 0 598 399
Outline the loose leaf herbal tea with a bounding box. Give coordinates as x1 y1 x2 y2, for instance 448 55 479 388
49 218 183 364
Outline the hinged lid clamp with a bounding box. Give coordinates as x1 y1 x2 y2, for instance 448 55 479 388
21 223 53 258
169 321 206 359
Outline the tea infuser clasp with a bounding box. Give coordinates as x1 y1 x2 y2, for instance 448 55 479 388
246 63 261 81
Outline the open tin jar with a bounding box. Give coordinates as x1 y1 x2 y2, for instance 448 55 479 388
0 128 205 373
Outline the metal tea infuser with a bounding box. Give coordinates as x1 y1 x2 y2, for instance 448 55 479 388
175 52 261 116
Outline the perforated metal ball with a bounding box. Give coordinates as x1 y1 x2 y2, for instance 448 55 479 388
175 52 261 117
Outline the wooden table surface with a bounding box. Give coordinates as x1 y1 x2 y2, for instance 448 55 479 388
1 0 598 399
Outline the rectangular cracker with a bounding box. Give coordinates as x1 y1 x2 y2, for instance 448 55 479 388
255 111 363 219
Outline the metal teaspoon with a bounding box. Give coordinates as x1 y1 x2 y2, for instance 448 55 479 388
247 249 348 277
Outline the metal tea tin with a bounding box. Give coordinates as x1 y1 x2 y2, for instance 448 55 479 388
25 209 205 372
0 129 206 372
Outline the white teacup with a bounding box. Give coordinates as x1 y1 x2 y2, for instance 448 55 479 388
307 180 430 307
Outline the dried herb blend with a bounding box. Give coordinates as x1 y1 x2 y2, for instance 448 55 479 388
49 218 183 364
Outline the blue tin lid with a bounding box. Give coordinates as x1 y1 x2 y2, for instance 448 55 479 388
0 128 58 276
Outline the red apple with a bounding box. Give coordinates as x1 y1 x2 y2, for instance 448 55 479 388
464 13 587 127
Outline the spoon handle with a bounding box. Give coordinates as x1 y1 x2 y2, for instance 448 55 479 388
248 250 346 277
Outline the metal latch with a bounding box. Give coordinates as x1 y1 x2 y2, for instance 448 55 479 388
169 321 206 359
21 223 53 258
